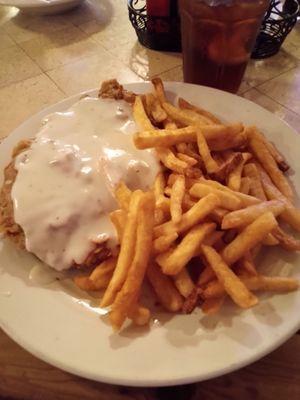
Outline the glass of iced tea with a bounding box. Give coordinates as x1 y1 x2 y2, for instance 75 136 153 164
179 0 270 93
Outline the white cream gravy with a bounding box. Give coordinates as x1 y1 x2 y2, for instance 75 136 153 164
12 97 159 271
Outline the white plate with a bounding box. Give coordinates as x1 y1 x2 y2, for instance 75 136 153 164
0 0 83 14
0 82 300 387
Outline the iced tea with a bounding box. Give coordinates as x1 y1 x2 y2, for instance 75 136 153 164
179 0 269 93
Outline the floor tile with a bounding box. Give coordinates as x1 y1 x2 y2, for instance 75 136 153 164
0 29 15 50
19 25 101 72
257 67 300 115
242 88 300 134
2 12 72 43
0 74 64 138
282 22 300 60
244 50 298 87
47 51 142 96
0 45 41 88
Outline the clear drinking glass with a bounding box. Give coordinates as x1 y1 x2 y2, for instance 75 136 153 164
179 0 270 93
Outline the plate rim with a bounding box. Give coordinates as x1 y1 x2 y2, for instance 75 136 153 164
1 81 300 387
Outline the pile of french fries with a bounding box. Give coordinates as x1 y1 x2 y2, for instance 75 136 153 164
74 78 300 331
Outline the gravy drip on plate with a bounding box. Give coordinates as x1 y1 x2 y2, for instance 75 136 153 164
11 97 159 271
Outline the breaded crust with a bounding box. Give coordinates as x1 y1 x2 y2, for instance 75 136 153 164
0 141 111 269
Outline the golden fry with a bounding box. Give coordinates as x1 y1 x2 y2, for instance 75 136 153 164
154 193 220 237
110 209 126 242
199 178 260 207
202 245 258 308
273 226 300 251
101 190 143 307
176 153 198 166
156 222 216 275
247 126 293 199
133 124 245 151
243 163 266 201
201 297 225 314
173 267 195 298
156 147 188 174
115 181 132 211
202 276 299 299
153 231 178 254
226 154 250 191
178 97 221 124
90 258 117 282
170 175 185 224
221 200 285 230
128 305 151 326
240 177 251 195
163 101 213 126
133 95 154 130
147 262 183 312
190 183 241 211
259 167 300 232
211 152 243 182
109 192 155 330
197 129 219 174
221 212 278 265
151 77 167 104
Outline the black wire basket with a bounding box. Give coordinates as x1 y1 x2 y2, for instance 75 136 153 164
127 0 181 52
251 0 300 59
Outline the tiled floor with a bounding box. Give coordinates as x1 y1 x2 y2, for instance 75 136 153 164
0 0 299 139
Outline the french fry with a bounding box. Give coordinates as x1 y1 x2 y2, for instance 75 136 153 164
156 222 216 275
115 181 132 211
133 124 245 151
147 262 183 312
197 129 219 173
173 267 195 298
133 95 154 130
184 166 202 179
182 193 197 211
199 178 260 207
145 93 167 124
176 153 198 166
240 177 251 195
154 193 220 237
237 255 258 277
163 101 213 126
210 207 228 224
259 167 300 232
202 276 299 299
211 152 243 182
243 163 266 200
156 147 188 174
247 126 293 199
110 209 126 242
182 287 202 314
197 265 215 286
109 192 155 330
90 258 117 282
273 226 300 251
226 153 250 191
178 97 221 124
153 231 178 254
190 183 242 211
153 171 166 200
74 275 99 291
170 175 185 224
221 212 278 265
202 245 258 308
262 233 279 246
201 297 225 314
101 190 143 307
221 200 285 230
176 142 201 162
128 305 151 326
250 128 289 172
151 77 167 104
